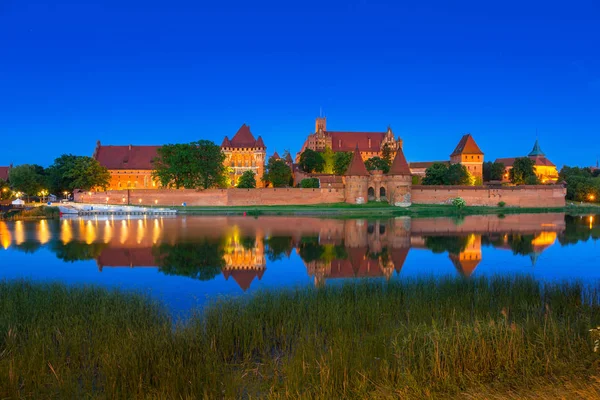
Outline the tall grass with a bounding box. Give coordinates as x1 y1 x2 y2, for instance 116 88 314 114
1 277 599 398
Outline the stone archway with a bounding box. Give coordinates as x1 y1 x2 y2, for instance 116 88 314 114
368 187 375 201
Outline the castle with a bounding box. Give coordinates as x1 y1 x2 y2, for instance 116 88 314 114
496 139 559 184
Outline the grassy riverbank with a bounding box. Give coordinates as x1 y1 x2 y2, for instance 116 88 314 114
1 277 599 398
0 205 59 221
176 202 596 218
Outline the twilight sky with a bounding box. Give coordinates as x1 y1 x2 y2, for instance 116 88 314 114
0 0 599 168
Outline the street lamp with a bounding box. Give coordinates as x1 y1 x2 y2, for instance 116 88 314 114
589 194 596 202
63 191 69 200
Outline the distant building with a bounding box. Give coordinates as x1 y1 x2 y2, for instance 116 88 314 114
93 142 160 190
0 164 11 182
296 117 402 162
409 134 484 183
221 124 266 188
495 140 559 184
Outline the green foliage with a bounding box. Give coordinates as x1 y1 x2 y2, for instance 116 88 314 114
51 241 108 262
411 175 420 185
560 166 600 202
298 149 325 173
300 178 320 188
333 152 353 175
483 161 505 182
424 235 470 255
452 197 467 209
47 154 110 193
423 163 470 185
263 158 292 188
381 143 393 165
236 170 256 189
8 164 46 199
497 201 506 208
153 241 225 281
265 236 293 261
0 179 10 200
364 156 390 173
322 147 335 174
152 140 227 189
509 157 537 185
524 175 540 185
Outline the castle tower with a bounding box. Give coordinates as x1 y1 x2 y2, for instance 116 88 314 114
450 134 484 184
315 116 327 132
385 146 412 207
221 124 267 188
344 146 370 204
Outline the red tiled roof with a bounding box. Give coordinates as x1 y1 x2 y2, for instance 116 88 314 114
345 146 369 176
97 247 157 268
0 166 10 182
495 156 556 168
390 248 410 273
389 148 411 175
94 145 160 170
224 124 266 149
327 131 388 152
223 268 265 291
450 134 483 157
409 161 449 169
271 151 281 160
449 254 480 278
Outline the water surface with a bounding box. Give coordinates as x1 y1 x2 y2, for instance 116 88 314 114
1 213 598 315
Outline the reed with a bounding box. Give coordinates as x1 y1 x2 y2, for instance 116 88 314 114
1 277 599 399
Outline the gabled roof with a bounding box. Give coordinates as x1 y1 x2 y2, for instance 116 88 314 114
327 131 389 152
528 139 545 157
222 268 265 291
389 148 411 175
94 145 161 170
271 151 280 160
225 124 266 149
450 134 483 157
390 248 410 274
0 166 10 182
345 146 369 176
495 156 556 168
285 153 293 163
449 254 481 277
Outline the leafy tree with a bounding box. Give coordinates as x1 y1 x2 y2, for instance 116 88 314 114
381 143 393 166
153 241 225 281
422 163 449 185
152 140 227 189
298 149 325 173
559 166 600 201
322 147 335 174
333 152 353 175
446 164 470 185
51 241 108 262
364 156 390 173
524 175 540 185
509 157 537 185
237 170 256 188
0 179 10 200
9 164 45 201
300 178 320 188
297 236 324 263
483 161 505 182
47 154 110 193
424 236 470 255
263 158 292 188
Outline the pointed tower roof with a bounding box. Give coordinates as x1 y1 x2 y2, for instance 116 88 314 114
388 147 411 175
255 136 266 149
226 124 265 149
220 136 231 147
450 134 484 157
449 254 481 278
271 151 281 160
528 139 545 157
345 146 369 176
285 152 293 163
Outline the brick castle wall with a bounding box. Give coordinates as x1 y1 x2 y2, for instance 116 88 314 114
411 185 566 207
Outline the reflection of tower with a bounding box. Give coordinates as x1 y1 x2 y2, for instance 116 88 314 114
529 231 557 266
222 234 266 291
449 234 482 277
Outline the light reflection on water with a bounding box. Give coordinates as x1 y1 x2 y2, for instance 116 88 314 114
0 213 598 314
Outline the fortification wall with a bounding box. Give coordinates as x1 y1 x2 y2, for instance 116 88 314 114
411 185 566 208
75 188 345 207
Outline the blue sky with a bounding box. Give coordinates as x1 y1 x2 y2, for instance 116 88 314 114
1 0 599 168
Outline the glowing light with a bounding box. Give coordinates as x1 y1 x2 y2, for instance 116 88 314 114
0 221 12 249
590 216 595 230
103 219 113 244
61 219 73 243
590 194 596 202
14 221 25 245
139 198 142 204
85 220 96 244
154 199 158 205
38 220 50 244
120 220 129 244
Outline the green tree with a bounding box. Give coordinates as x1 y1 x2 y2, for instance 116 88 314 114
265 236 293 261
509 157 537 185
0 179 10 200
263 158 292 188
298 149 325 173
153 241 225 281
47 154 110 193
422 163 449 185
237 170 256 188
381 143 393 166
483 161 505 181
446 164 470 185
152 140 227 189
9 164 45 201
300 178 320 188
333 152 353 175
322 147 335 174
364 156 390 173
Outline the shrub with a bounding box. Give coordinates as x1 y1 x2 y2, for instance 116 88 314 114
452 197 466 209
300 178 320 188
497 201 506 208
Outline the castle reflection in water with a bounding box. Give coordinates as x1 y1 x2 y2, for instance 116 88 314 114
0 213 597 290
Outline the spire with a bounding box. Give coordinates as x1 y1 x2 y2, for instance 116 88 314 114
528 139 545 157
345 145 369 176
388 147 411 175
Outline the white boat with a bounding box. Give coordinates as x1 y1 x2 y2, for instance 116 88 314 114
58 205 79 215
